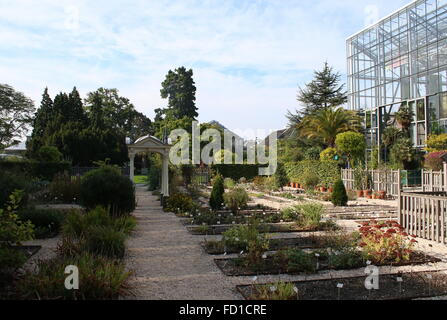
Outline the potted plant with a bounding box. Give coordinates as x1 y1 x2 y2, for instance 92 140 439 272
372 192 380 200
353 167 365 197
320 185 327 193
378 190 387 199
328 185 334 193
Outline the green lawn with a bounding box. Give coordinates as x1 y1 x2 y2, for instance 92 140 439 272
134 175 148 184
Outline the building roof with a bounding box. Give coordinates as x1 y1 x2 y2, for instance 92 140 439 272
4 141 27 151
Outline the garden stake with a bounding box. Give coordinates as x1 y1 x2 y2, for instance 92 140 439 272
293 286 299 300
397 276 403 295
336 283 343 300
427 274 432 295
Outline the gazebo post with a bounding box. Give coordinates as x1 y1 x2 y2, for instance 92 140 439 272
129 152 136 184
161 151 170 206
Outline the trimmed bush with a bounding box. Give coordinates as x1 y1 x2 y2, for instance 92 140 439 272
274 163 289 189
284 160 340 187
80 166 135 216
332 179 348 207
0 160 71 181
211 164 266 181
210 174 225 210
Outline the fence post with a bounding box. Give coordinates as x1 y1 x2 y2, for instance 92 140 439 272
398 170 402 225
444 162 447 192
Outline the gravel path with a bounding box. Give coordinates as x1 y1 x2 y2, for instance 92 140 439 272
123 186 242 300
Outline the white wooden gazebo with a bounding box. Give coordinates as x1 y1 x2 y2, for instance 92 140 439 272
127 135 171 203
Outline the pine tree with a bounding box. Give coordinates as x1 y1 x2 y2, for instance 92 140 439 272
31 88 53 138
287 62 347 126
160 67 198 120
53 92 71 123
68 87 87 124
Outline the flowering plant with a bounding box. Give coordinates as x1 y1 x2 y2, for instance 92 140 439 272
358 220 417 264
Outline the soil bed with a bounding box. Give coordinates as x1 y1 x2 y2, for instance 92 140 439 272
215 252 441 276
237 271 447 300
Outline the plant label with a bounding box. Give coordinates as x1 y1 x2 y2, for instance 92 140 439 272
337 283 344 289
396 277 403 282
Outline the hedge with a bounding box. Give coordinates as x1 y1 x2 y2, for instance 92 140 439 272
284 160 340 187
211 164 267 181
0 161 71 181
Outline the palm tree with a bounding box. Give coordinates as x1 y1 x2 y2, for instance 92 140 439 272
298 107 362 147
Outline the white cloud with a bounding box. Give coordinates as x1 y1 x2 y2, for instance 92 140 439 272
0 0 411 131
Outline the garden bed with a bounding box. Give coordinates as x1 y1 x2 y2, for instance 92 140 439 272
202 236 326 255
237 271 447 300
187 221 337 235
215 251 441 276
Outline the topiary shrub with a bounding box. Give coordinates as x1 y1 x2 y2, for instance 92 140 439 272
331 179 348 207
302 171 320 190
210 174 225 210
80 166 136 217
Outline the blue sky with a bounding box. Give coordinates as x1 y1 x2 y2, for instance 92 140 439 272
0 0 411 137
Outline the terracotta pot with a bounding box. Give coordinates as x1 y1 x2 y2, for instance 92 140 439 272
379 190 387 199
356 190 364 197
328 187 334 193
372 194 378 200
366 195 373 199
363 190 372 196
320 187 327 192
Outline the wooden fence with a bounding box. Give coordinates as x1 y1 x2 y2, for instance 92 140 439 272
421 164 447 192
341 169 400 196
399 192 447 244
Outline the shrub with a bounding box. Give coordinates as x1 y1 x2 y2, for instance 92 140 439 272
285 249 316 273
48 173 81 203
280 207 299 221
80 166 136 216
320 148 338 161
252 282 298 300
284 160 339 187
222 220 268 251
335 131 366 166
302 171 319 190
0 190 34 245
390 138 422 170
165 193 195 214
147 165 161 191
424 152 446 171
331 179 348 207
223 187 249 213
0 170 31 209
16 253 131 300
36 146 62 162
274 163 289 189
425 134 447 153
0 246 27 272
83 225 126 259
210 174 225 210
18 208 66 239
358 220 417 264
211 164 266 181
224 178 236 189
295 203 324 227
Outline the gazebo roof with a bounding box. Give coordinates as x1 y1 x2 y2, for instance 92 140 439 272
128 135 171 155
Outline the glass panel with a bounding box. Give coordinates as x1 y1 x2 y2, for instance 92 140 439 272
417 123 426 146
440 92 447 118
417 98 426 121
